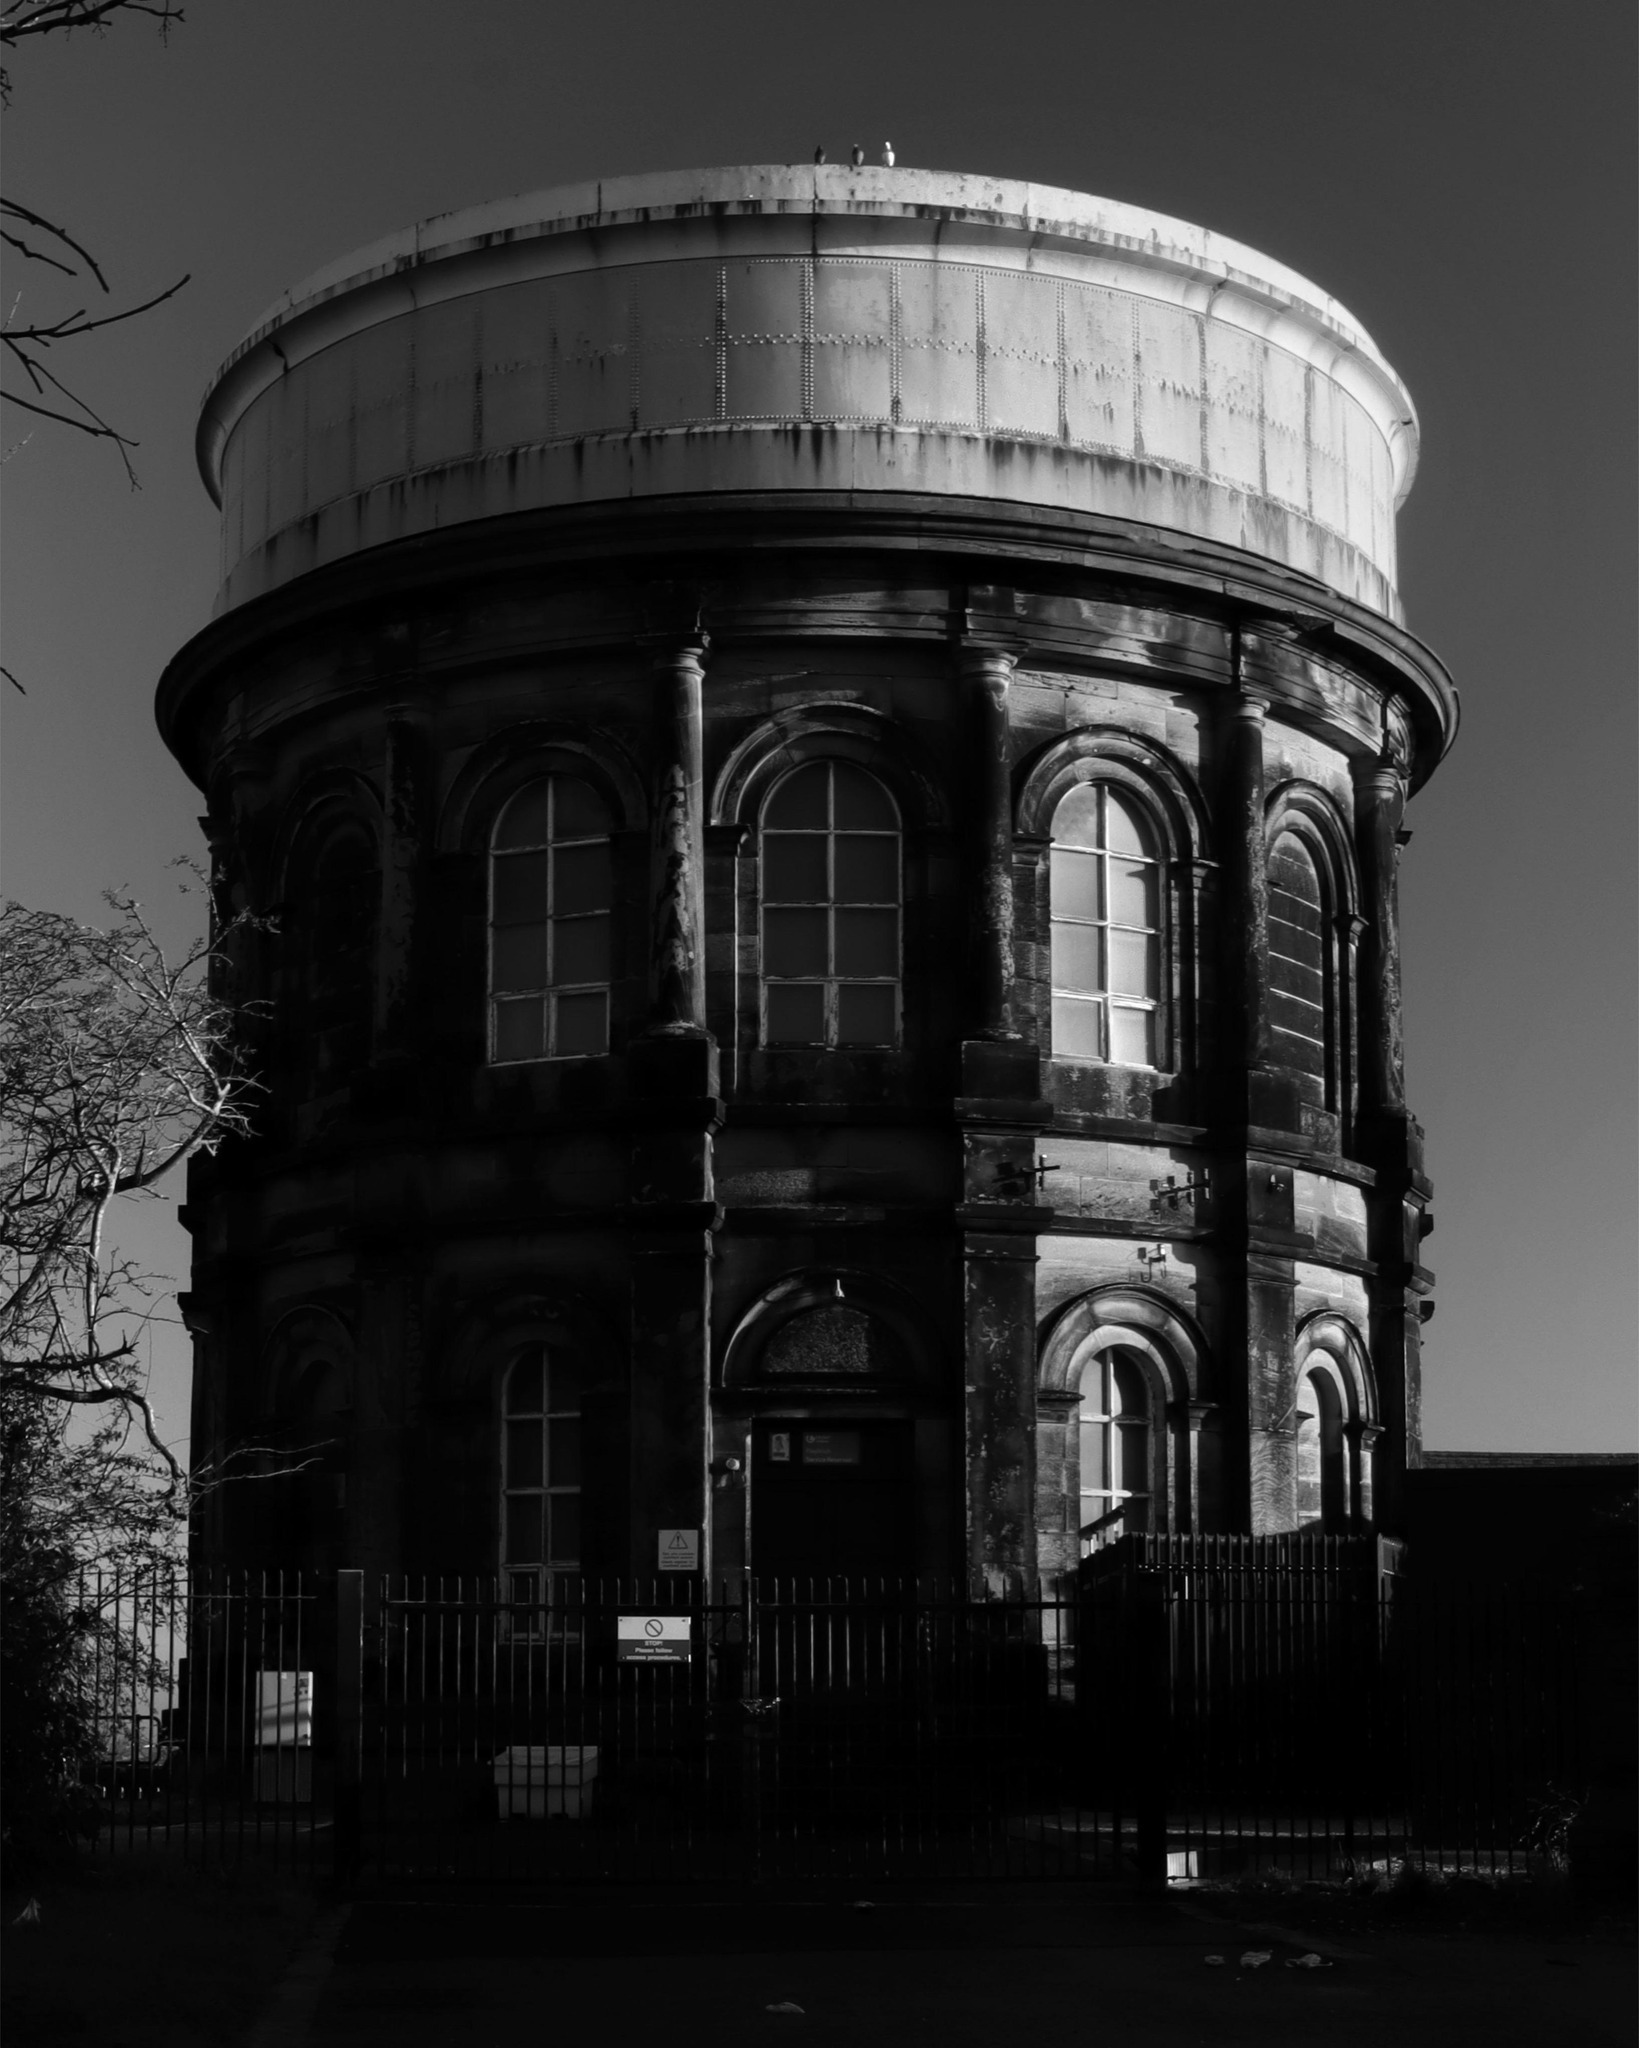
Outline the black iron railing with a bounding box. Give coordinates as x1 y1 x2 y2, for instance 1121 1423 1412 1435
50 1560 1586 1888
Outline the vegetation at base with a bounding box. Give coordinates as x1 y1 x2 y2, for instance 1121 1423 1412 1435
1192 1856 1636 1944
1 1852 318 2048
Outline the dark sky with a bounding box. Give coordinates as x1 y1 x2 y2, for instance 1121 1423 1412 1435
3 0 1634 1461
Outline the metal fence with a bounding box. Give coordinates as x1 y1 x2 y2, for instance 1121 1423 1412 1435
61 1555 1586 1888
54 1569 327 1879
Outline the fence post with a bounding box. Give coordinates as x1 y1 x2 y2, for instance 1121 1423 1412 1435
1128 1572 1171 1888
334 1569 364 1885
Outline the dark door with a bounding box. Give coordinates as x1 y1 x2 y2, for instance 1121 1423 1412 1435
752 1420 915 1581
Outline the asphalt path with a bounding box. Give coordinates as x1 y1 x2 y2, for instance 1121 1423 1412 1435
248 1885 1634 2048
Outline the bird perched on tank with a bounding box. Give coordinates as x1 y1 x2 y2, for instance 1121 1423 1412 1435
882 142 895 167
851 143 865 166
814 144 826 163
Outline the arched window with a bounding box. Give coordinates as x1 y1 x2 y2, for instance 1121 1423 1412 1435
1295 1367 1347 1531
279 1359 352 1571
502 1346 582 1601
295 822 378 1091
761 762 900 1048
1078 1346 1152 1544
1050 784 1161 1066
489 777 612 1063
1268 832 1329 1105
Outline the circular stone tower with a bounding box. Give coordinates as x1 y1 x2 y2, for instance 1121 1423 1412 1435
163 166 1453 1587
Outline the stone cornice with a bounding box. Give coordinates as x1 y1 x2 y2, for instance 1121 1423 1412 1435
155 494 1456 794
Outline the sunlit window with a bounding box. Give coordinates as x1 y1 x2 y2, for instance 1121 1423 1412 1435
1079 1347 1152 1545
1268 832 1328 1103
1050 784 1161 1066
761 762 901 1048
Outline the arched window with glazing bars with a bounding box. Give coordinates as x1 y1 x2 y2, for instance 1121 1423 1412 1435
1078 1346 1153 1544
1268 831 1331 1107
1049 783 1162 1066
760 761 901 1048
488 776 613 1062
501 1345 582 1605
288 817 379 1095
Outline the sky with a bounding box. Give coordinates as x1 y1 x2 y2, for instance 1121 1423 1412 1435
3 0 1634 1464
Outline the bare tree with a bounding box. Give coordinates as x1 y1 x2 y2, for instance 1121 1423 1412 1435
2 0 189 496
0 882 257 1545
0 883 293 1869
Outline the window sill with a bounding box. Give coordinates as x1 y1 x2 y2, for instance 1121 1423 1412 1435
761 1043 900 1054
1048 1056 1162 1075
488 1051 609 1068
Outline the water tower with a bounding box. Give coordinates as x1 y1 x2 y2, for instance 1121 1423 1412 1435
161 166 1453 1586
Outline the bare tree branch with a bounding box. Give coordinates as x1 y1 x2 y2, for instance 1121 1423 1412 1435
3 266 190 339
0 0 188 491
0 0 182 67
1 197 111 285
1 884 266 1549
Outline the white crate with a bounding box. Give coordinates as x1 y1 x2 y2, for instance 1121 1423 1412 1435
491 1744 599 1820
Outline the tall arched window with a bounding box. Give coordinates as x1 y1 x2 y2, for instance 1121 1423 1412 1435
1295 1367 1347 1531
1268 832 1329 1105
502 1346 582 1602
1050 784 1161 1066
1078 1346 1152 1543
280 1359 352 1572
761 761 900 1048
489 777 612 1063
294 822 378 1091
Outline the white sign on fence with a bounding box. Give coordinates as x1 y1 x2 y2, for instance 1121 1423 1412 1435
254 1670 314 1748
615 1615 692 1664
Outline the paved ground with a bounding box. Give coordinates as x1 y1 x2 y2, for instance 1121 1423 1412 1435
251 1885 1635 2048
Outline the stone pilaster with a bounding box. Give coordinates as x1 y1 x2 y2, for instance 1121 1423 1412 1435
376 701 429 1062
1353 749 1408 1119
1033 1387 1082 1580
1224 693 1272 1082
628 635 720 1576
1245 1247 1300 1533
626 1222 716 1575
1366 1271 1426 1533
963 646 1019 1043
961 1232 1041 1589
948 645 1049 1584
350 1257 413 1579
1351 1420 1383 1528
1354 736 1429 1533
1185 1400 1222 1533
1204 696 1294 1531
649 637 709 1036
